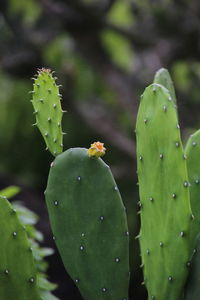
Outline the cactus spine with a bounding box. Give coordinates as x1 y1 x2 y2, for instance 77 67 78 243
136 83 194 300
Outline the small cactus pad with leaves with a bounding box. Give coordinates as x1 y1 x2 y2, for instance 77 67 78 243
136 83 194 300
45 147 129 300
185 129 200 238
0 196 40 300
184 234 200 300
154 68 177 105
31 68 63 156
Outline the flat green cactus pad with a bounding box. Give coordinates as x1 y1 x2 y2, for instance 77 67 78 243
184 234 200 300
136 83 194 300
0 196 40 300
185 129 200 239
45 148 130 300
31 68 63 156
154 68 177 105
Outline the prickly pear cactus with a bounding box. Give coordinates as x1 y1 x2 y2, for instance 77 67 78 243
154 68 177 105
31 68 64 156
185 129 200 238
45 147 130 300
0 196 40 300
184 233 200 300
136 83 194 300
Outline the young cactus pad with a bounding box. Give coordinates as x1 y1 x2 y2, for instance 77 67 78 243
153 68 177 105
185 129 200 238
0 196 40 300
31 68 63 156
136 83 194 300
45 148 130 300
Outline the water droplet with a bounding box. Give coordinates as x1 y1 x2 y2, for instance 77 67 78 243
54 201 58 206
53 236 56 241
53 138 57 143
58 122 61 127
193 248 197 254
53 104 57 108
48 89 51 93
4 269 9 275
50 162 54 167
77 176 81 181
183 154 187 160
11 209 17 214
13 232 17 237
168 96 172 101
47 117 51 122
125 231 129 236
29 247 33 252
102 287 107 292
195 179 199 184
192 141 197 146
152 296 155 300
149 197 154 202
152 87 157 93
159 242 164 247
39 98 44 103
180 231 185 237
159 154 163 159
81 233 85 237
115 258 120 263
45 132 48 137
144 119 148 124
146 249 150 255
168 276 173 281
114 186 118 191
80 245 84 251
139 155 143 161
172 193 176 199
99 216 104 221
177 124 180 129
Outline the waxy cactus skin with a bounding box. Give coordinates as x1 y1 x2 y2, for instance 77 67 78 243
45 148 130 300
136 83 194 300
31 68 64 156
0 196 40 300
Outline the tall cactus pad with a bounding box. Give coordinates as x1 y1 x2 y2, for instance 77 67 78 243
31 68 63 156
136 84 194 300
154 68 177 105
185 129 200 238
45 148 129 300
0 196 40 300
184 234 200 300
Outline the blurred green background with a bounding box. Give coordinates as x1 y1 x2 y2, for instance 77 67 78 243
0 0 200 299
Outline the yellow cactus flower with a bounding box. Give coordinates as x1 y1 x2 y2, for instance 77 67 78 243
87 141 106 158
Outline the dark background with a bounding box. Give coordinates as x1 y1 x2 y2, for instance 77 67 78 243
0 0 200 299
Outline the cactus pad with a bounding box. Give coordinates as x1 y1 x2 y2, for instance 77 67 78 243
136 83 194 300
154 68 177 105
31 68 63 156
45 148 129 300
0 196 40 300
185 129 200 238
184 234 200 300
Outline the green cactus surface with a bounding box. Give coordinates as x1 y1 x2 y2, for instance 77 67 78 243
0 196 40 300
154 68 177 105
185 129 200 238
45 148 130 300
184 234 200 300
136 83 194 300
31 68 64 156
